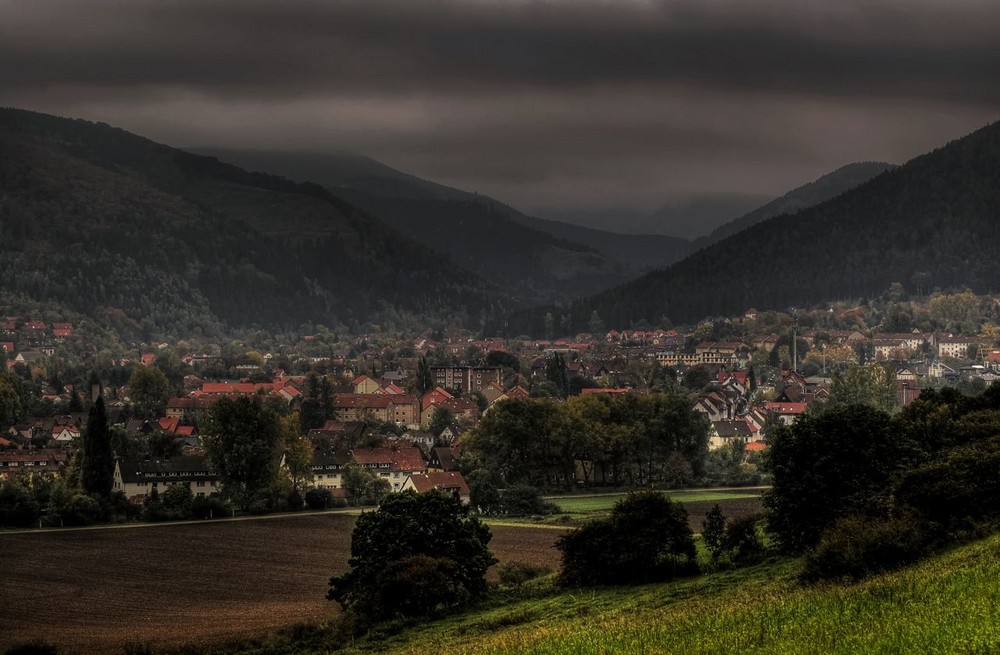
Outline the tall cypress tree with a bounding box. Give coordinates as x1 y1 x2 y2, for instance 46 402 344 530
81 396 114 497
415 356 433 396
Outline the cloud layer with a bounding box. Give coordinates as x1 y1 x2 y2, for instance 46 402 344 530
2 0 998 211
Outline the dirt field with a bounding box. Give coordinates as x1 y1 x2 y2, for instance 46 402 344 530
0 495 761 653
0 512 567 654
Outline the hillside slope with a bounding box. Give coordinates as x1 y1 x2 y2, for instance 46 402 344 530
691 161 896 250
351 533 1000 655
194 148 692 298
539 119 1000 332
0 109 507 336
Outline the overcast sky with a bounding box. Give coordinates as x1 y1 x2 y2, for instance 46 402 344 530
2 0 998 214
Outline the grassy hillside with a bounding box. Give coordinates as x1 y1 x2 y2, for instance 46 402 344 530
327 533 1000 655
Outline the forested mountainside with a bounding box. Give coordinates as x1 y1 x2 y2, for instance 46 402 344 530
0 108 508 338
504 119 1000 334
690 161 896 250
194 148 694 297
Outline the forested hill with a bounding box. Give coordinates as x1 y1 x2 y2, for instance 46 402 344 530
0 108 508 337
690 161 896 250
194 148 694 298
509 118 1000 334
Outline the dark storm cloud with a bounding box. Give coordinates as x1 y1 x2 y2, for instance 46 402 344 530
1 0 998 212
3 0 999 102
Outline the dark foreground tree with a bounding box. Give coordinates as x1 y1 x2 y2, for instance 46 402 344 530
80 396 114 498
557 491 697 586
328 490 496 620
764 404 920 553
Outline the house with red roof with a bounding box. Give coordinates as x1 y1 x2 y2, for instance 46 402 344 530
421 387 454 412
764 402 809 425
351 446 426 491
352 375 380 394
401 471 471 504
0 448 70 479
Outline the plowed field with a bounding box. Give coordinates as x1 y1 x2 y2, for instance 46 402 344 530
0 494 762 653
0 513 567 654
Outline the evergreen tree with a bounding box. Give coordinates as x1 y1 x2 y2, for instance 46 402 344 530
415 356 433 396
702 504 727 562
81 397 114 498
67 390 84 413
545 353 568 398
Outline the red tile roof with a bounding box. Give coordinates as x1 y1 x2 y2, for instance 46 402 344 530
352 446 426 473
405 471 470 496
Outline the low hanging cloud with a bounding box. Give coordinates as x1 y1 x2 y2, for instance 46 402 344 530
2 0 998 211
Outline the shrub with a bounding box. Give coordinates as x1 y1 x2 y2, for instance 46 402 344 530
328 490 496 621
287 489 304 511
800 513 929 583
764 404 920 553
3 641 61 655
304 487 332 510
721 513 766 566
557 492 698 586
702 504 727 562
190 494 228 519
496 561 553 586
0 479 40 528
161 484 193 518
500 484 555 516
371 554 472 618
893 439 1000 536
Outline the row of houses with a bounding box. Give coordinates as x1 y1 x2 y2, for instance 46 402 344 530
112 440 470 504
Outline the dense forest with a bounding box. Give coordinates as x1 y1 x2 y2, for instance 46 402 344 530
194 148 694 300
504 119 1000 335
0 109 510 338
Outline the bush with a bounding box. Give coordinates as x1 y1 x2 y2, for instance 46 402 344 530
190 494 228 519
500 484 556 516
893 440 1000 536
720 513 766 566
287 489 304 511
496 561 553 586
304 487 332 510
764 404 920 553
3 641 61 655
371 554 472 618
800 513 929 583
557 492 698 587
0 479 40 528
328 490 496 621
161 484 193 518
702 504 726 562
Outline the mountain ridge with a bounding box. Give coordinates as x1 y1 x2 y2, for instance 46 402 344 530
0 108 508 336
506 118 1000 334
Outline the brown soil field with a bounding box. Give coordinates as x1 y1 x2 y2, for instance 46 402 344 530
684 495 764 530
0 512 567 654
0 495 761 653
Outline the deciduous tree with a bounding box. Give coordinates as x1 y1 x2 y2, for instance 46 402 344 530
328 490 496 620
203 397 281 509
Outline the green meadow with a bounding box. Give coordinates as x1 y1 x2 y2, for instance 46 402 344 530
323 533 1000 655
551 490 762 515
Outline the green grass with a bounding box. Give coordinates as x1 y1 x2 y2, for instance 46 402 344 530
552 491 760 515
329 534 1000 655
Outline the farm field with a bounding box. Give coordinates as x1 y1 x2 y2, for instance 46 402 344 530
542 488 764 525
0 512 566 654
0 492 764 653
